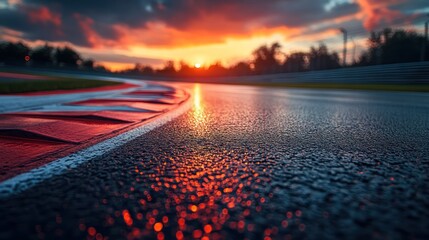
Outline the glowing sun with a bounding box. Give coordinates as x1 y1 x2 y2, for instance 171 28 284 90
194 63 202 68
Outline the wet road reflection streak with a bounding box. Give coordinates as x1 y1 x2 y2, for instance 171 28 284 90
190 84 209 136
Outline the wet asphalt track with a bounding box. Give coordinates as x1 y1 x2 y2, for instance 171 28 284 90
1 84 429 240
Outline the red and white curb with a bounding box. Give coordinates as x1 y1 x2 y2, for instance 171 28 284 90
0 79 191 197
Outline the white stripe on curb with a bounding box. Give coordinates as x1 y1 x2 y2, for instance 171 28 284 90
0 97 192 198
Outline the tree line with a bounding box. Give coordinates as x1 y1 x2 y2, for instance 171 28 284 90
0 42 103 71
1 28 428 77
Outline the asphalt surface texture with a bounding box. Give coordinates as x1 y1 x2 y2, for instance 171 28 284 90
1 83 429 240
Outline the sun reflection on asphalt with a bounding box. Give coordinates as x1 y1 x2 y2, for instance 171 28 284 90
190 84 209 136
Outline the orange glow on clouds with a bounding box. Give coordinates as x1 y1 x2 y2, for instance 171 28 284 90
74 14 117 48
355 0 404 30
66 9 366 70
71 29 335 71
6 0 412 71
27 6 61 27
126 32 291 67
83 25 343 70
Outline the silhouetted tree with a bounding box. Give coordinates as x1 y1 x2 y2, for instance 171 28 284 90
55 46 81 68
81 59 94 69
157 60 176 75
141 65 154 75
178 61 193 76
94 64 108 72
252 42 282 74
308 43 340 71
283 52 308 72
206 62 227 76
30 44 55 67
358 28 426 65
119 63 155 75
127 63 143 74
0 41 30 66
229 61 252 76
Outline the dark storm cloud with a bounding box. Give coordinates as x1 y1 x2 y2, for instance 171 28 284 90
264 1 359 28
0 8 30 33
0 0 423 47
153 0 357 29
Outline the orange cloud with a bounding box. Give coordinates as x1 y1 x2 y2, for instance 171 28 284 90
110 19 300 50
355 0 403 30
67 6 299 50
74 13 116 48
73 14 99 47
27 6 61 28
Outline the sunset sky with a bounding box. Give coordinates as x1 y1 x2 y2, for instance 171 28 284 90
0 0 427 71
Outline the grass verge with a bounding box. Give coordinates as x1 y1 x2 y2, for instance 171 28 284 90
0 77 121 94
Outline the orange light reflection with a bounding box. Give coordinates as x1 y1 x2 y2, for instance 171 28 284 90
190 84 209 135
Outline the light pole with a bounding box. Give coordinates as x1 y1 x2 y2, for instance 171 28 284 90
339 28 348 66
421 20 429 61
351 37 357 65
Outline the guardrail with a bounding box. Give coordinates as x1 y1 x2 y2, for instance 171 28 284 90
211 62 429 84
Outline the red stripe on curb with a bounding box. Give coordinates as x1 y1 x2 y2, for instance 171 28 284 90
0 138 69 174
69 99 173 112
0 112 157 181
10 111 160 123
0 83 189 182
